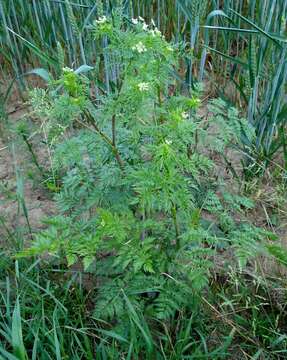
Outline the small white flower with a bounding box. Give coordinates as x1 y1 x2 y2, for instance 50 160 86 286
181 111 189 119
138 16 145 22
132 41 147 53
96 16 107 24
151 19 156 27
131 18 138 25
137 82 150 92
62 67 73 73
149 28 161 37
165 139 172 145
154 27 161 36
142 22 149 31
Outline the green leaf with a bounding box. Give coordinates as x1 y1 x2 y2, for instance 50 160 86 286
74 65 94 75
123 291 154 353
12 298 28 360
0 348 20 360
267 245 287 267
201 25 259 34
83 256 94 271
25 68 52 82
95 329 128 343
204 45 249 68
53 309 62 360
230 9 282 48
6 27 57 65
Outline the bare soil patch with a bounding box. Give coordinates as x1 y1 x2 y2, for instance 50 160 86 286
0 97 55 242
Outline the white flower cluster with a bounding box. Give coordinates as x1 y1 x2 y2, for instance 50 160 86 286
130 17 173 53
165 139 172 145
62 67 73 73
95 16 107 24
137 82 150 92
143 23 149 31
131 16 145 25
149 20 164 39
181 111 189 120
149 28 162 37
131 17 158 33
132 41 147 53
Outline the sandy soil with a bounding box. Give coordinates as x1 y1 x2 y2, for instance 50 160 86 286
0 97 55 242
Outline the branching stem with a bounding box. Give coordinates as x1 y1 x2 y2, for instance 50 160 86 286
83 109 124 171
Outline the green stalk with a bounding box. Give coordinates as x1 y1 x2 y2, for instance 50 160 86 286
171 205 180 250
21 133 44 176
83 109 124 170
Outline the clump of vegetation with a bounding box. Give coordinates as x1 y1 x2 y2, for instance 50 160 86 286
0 1 287 359
5 12 279 357
24 14 266 284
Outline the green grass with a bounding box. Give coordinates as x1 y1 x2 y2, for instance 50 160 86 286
1 256 287 359
200 0 287 175
0 258 96 359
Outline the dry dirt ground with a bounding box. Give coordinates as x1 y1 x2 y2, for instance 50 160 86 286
0 95 55 241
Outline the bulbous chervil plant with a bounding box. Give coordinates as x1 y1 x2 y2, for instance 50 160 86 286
23 12 272 321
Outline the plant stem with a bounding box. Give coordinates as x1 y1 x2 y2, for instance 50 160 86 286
21 133 43 175
171 205 180 250
112 114 116 146
83 109 124 170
